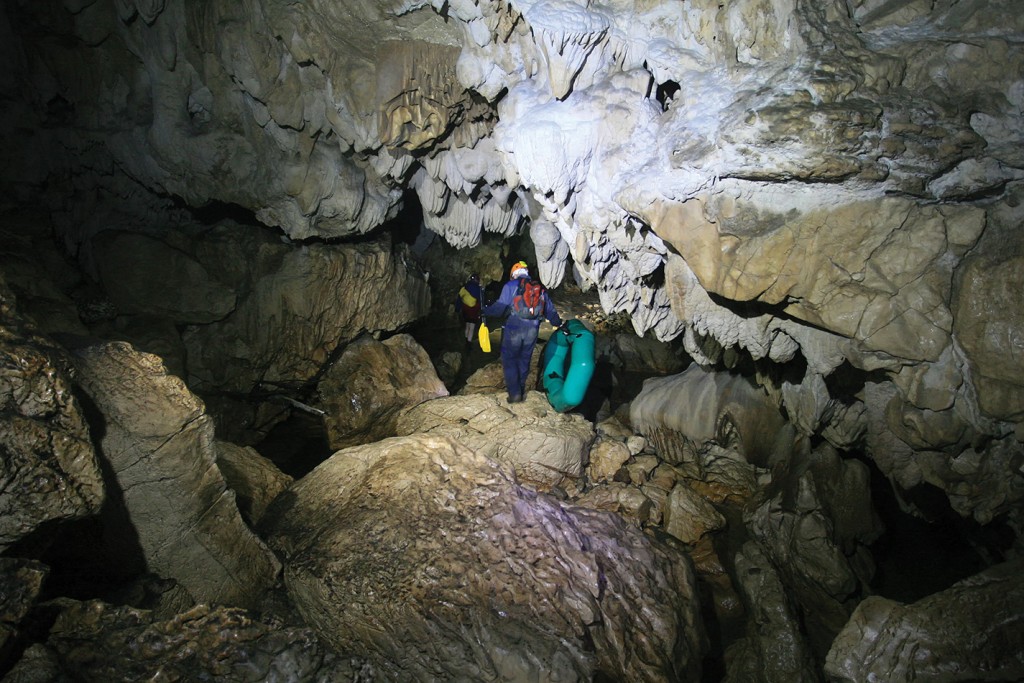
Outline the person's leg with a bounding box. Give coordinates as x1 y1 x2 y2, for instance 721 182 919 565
515 327 538 398
501 324 531 402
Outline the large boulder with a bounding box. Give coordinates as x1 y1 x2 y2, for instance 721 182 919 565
395 391 594 490
213 441 293 527
629 364 790 468
744 446 880 655
68 340 280 609
825 558 1024 682
318 333 448 450
91 230 237 324
723 542 819 683
0 277 104 553
953 184 1024 421
261 433 707 682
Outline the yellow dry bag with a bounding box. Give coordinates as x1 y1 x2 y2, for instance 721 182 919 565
478 320 491 352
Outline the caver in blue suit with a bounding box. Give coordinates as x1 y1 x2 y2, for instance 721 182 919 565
483 261 561 403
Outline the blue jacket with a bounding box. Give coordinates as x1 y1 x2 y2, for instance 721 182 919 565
483 276 561 328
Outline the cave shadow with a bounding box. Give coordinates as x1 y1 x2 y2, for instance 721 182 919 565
857 451 1013 603
0 386 150 678
20 387 149 601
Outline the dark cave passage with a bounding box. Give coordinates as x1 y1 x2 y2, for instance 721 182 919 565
862 455 1011 603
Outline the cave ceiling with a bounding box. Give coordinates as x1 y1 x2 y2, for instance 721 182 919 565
2 0 1023 522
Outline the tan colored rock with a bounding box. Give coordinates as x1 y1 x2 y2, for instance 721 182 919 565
626 434 646 455
646 462 683 491
663 481 727 545
642 191 984 363
319 334 449 450
376 41 465 151
954 196 1024 420
395 392 594 490
460 342 545 396
21 600 357 682
891 345 963 413
261 433 706 681
587 435 631 483
214 442 293 527
687 445 765 505
573 482 652 527
183 239 430 394
0 279 104 552
623 454 660 485
630 364 789 468
69 341 280 609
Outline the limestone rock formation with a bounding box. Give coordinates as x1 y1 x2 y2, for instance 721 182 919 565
587 434 632 483
396 392 594 489
3 600 361 682
3 0 1024 676
0 278 104 553
825 558 1024 682
91 231 237 324
662 481 728 545
260 433 707 682
214 441 293 527
181 236 431 396
630 364 790 467
744 446 880 655
318 333 449 450
3 0 1023 534
724 542 819 683
68 340 280 609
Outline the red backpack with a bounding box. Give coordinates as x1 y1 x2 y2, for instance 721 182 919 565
511 279 545 320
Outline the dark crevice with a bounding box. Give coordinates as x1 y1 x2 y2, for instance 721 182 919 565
656 80 680 111
858 451 1011 602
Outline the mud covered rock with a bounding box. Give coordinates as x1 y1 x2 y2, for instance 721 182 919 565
3 600 361 682
261 433 706 682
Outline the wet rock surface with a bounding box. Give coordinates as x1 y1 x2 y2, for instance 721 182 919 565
3 600 362 683
396 391 595 490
